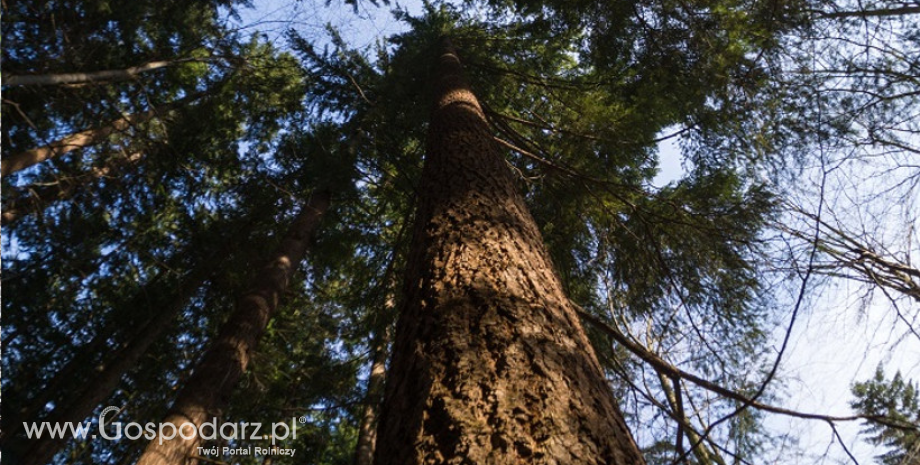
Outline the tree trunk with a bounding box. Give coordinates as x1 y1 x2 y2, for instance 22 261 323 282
0 323 113 446
373 38 645 465
10 259 219 465
1 94 199 178
134 191 331 465
2 152 143 226
657 373 726 465
353 327 390 465
1 59 198 87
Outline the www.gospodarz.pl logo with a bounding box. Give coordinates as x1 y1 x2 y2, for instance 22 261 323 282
22 406 301 445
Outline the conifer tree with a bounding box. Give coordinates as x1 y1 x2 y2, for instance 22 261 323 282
373 37 644 465
135 191 330 465
852 368 920 465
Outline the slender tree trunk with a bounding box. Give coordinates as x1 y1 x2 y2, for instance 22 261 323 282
2 152 143 226
373 38 644 465
1 59 199 87
12 261 218 465
353 326 390 465
2 230 241 446
134 191 331 465
657 373 726 465
2 94 199 178
0 324 112 445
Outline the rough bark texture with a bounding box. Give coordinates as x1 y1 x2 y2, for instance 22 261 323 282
134 191 330 465
353 327 390 465
373 38 645 465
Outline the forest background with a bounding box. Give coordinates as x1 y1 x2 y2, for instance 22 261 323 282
1 0 918 463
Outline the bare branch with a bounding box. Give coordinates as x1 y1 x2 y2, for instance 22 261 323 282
2 58 215 87
574 305 920 432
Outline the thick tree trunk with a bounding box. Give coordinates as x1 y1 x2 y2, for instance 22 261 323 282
16 265 215 465
1 94 199 178
373 38 644 464
353 327 390 465
1 59 193 87
2 152 143 226
134 191 331 465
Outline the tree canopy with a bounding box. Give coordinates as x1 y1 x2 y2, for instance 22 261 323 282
2 0 918 464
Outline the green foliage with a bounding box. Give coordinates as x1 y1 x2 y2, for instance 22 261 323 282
852 367 920 465
8 0 914 462
290 6 785 463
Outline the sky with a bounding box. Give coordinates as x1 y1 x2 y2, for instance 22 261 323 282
654 133 920 463
231 1 920 463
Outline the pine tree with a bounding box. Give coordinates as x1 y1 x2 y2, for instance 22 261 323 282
134 191 330 465
373 37 644 465
852 367 920 465
352 326 389 465
8 0 918 463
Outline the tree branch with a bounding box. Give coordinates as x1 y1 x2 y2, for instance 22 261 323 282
2 58 214 87
574 305 920 432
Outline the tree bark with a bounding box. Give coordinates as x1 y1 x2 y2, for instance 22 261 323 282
373 37 645 465
133 191 331 465
353 327 390 465
2 152 143 226
2 59 192 87
1 94 199 178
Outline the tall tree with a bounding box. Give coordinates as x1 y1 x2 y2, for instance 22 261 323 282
134 190 330 465
352 326 389 465
9 0 920 463
14 267 214 465
373 37 644 464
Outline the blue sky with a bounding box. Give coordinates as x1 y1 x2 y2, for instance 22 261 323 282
230 1 920 463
